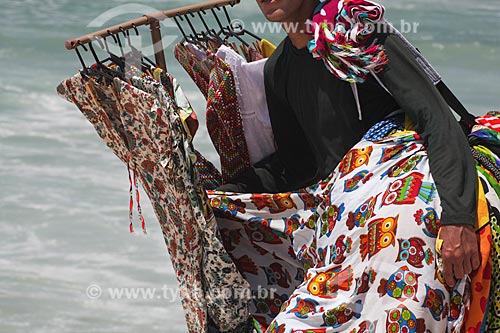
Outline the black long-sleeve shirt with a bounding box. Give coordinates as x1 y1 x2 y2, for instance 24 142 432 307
219 31 476 227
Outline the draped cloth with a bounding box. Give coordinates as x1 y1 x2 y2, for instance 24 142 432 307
467 113 500 332
176 43 252 183
210 125 470 333
206 55 252 183
308 0 388 83
216 45 276 165
58 72 253 333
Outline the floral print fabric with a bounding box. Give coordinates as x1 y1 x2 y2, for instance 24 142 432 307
125 74 252 331
58 72 252 333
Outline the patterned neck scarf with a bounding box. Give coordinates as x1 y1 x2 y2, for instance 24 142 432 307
308 0 388 83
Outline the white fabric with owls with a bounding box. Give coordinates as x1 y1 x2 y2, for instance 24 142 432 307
209 129 467 332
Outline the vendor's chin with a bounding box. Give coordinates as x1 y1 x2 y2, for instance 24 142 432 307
257 0 289 22
261 8 288 21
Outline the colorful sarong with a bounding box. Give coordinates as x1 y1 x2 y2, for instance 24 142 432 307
308 0 388 83
58 72 253 333
469 114 500 332
210 129 468 333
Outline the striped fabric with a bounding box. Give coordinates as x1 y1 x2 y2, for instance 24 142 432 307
476 114 500 131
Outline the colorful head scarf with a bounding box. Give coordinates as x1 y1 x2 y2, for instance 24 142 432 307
308 0 388 83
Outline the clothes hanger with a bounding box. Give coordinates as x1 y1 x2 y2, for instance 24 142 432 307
83 27 154 82
212 5 263 53
75 42 89 76
222 5 262 42
185 11 212 50
252 40 262 54
73 39 123 102
176 15 201 47
221 4 263 55
88 40 103 69
173 16 189 42
105 30 123 58
197 10 224 50
210 7 229 41
83 34 124 82
119 27 158 71
82 36 127 84
76 40 118 84
129 24 158 69
239 43 252 62
116 32 125 58
223 5 259 47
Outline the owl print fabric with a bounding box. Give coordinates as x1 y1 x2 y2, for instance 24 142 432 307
209 130 467 333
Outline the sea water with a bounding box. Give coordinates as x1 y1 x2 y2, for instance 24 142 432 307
0 0 499 332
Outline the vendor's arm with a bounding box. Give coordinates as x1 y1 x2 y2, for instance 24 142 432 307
378 32 480 285
216 152 288 193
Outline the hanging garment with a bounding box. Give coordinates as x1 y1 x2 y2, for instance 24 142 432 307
58 72 152 234
119 75 253 332
175 43 253 183
58 73 206 331
58 71 253 333
174 43 214 98
474 168 500 332
468 115 500 331
249 45 265 62
484 182 500 332
216 45 276 165
57 74 133 165
209 125 470 333
151 65 223 189
462 177 493 333
206 55 252 183
195 150 223 190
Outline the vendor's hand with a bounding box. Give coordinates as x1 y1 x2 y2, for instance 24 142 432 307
439 225 480 287
186 111 199 138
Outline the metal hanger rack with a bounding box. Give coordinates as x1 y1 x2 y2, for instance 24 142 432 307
65 0 242 71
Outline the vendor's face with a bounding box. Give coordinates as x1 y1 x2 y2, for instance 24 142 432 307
255 0 306 22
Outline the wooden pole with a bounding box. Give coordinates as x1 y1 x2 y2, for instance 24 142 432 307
65 0 240 50
147 16 167 71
